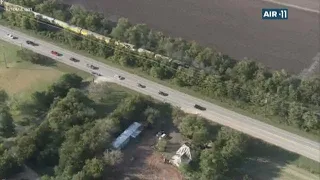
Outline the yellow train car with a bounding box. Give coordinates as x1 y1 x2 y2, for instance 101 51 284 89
80 29 89 36
105 37 111 44
68 25 82 34
86 30 106 41
53 19 70 29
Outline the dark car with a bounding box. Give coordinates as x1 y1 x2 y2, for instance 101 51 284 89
87 64 99 70
51 50 62 56
69 57 80 62
194 104 206 111
138 83 146 88
91 71 102 76
158 91 168 96
26 40 38 46
114 74 125 80
118 76 125 80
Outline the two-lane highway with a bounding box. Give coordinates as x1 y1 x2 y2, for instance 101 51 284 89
0 25 319 162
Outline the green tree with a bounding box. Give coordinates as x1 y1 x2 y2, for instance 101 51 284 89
111 18 131 41
302 111 320 131
199 149 228 180
103 150 123 166
195 47 214 67
47 89 96 132
0 150 22 178
83 158 105 179
143 107 161 126
178 115 210 145
287 102 306 127
0 89 8 105
0 107 15 138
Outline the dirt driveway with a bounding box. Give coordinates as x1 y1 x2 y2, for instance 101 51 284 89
115 130 183 180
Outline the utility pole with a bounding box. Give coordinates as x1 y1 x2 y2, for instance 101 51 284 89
3 52 7 68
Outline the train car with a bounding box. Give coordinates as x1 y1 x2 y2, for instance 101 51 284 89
104 37 111 44
85 30 106 41
80 28 89 36
68 25 82 34
138 48 154 56
53 19 70 29
118 42 136 51
34 13 55 23
80 29 111 43
155 54 172 61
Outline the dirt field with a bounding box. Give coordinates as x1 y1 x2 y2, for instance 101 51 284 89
115 130 183 180
63 0 319 74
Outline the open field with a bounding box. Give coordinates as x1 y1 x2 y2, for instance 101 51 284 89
64 0 319 74
0 39 90 96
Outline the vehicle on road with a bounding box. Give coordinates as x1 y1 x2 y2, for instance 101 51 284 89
86 63 99 70
158 91 168 96
114 74 125 80
69 57 80 62
51 50 62 56
91 71 102 76
138 83 146 88
194 104 206 111
26 40 38 46
7 34 17 39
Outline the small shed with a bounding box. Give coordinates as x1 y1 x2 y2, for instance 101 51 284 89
170 144 192 167
112 122 143 149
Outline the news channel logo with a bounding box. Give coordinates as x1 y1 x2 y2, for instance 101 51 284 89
262 8 288 20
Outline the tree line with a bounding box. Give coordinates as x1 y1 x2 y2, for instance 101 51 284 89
1 75 254 180
2 0 320 134
0 72 169 179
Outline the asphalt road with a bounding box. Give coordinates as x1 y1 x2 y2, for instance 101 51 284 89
0 25 319 162
64 0 319 74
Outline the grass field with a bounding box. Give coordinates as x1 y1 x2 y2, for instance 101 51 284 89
0 39 90 97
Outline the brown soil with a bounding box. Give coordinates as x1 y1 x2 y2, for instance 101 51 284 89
114 130 183 180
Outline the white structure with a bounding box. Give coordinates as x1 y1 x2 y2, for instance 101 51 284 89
170 144 192 167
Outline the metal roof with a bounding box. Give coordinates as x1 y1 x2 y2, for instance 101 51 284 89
112 122 142 149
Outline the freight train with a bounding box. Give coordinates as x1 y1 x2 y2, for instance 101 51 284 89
0 1 189 66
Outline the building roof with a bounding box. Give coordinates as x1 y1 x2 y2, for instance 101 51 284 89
112 122 142 149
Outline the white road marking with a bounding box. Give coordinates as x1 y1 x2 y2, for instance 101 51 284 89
261 0 319 14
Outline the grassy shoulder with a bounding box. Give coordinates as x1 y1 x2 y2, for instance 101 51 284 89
0 39 90 97
2 21 318 142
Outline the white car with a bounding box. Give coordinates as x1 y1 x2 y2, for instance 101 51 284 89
7 34 16 39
